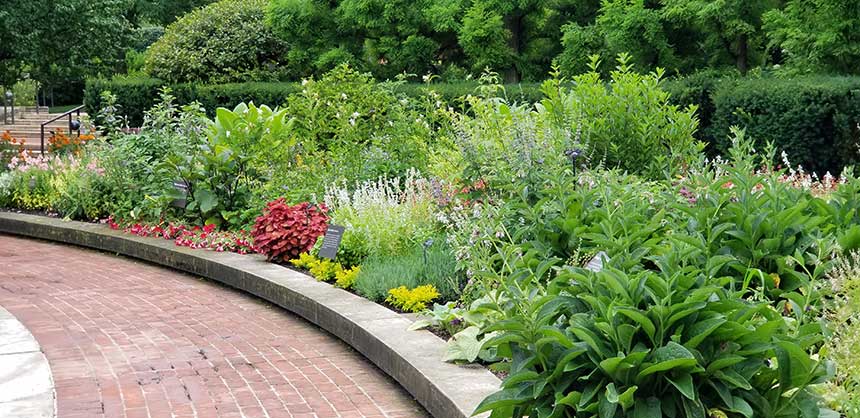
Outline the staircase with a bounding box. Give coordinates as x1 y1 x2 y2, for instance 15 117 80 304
1 107 88 153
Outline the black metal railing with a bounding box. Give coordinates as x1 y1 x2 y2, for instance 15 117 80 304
40 105 84 154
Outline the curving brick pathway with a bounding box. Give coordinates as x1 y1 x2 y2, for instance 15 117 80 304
0 234 428 418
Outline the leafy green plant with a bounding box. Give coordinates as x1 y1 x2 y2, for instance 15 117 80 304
145 0 287 83
475 250 833 418
409 302 467 336
818 251 860 418
261 65 435 202
325 171 441 262
353 239 461 303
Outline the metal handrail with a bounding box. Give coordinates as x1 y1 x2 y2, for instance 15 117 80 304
40 105 85 154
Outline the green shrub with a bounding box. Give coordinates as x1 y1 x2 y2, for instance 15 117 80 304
84 76 164 127
84 76 539 128
84 77 300 127
144 0 288 84
259 65 438 202
665 73 860 174
353 240 460 303
325 171 440 264
709 76 860 174
11 79 37 106
476 253 832 418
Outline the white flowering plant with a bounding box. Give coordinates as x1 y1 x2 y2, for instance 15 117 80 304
325 170 442 264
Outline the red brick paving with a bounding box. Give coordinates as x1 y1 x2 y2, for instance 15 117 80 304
0 235 428 418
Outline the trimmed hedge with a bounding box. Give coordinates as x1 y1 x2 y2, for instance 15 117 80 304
85 77 544 127
665 75 860 174
84 77 300 126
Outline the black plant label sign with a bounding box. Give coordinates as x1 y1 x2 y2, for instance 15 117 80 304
171 180 189 209
318 225 345 260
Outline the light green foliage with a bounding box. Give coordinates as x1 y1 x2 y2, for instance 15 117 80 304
459 3 512 76
145 0 288 83
262 65 436 202
325 171 440 262
820 252 860 417
10 80 37 106
353 240 461 303
439 58 701 190
8 167 56 211
559 0 680 75
559 55 702 178
209 102 296 171
409 302 467 336
763 0 860 74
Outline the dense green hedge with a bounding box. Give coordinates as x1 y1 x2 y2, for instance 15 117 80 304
84 77 300 126
665 75 860 174
85 77 543 126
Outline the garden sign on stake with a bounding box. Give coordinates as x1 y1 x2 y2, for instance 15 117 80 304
585 251 608 272
171 180 189 209
318 225 345 260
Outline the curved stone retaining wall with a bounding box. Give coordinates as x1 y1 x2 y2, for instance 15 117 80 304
0 212 499 418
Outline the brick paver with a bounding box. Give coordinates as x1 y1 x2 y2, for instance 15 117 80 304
0 235 428 418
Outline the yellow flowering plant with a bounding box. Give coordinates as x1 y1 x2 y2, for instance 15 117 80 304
386 285 440 313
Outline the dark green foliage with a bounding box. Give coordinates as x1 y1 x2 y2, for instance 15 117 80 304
0 0 131 92
662 70 737 153
85 77 164 127
468 133 841 417
671 75 860 174
476 256 831 418
130 0 217 26
764 0 860 74
712 77 860 174
129 26 165 51
145 0 288 83
84 77 300 126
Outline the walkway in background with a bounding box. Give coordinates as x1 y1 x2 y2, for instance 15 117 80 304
0 234 428 418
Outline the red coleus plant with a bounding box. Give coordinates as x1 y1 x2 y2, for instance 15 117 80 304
251 199 329 262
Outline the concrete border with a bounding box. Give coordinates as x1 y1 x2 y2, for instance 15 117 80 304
0 305 55 418
0 212 499 418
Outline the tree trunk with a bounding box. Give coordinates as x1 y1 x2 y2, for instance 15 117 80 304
736 33 749 75
503 12 523 83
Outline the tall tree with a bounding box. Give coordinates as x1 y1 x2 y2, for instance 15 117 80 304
130 0 217 26
764 0 860 74
0 0 131 96
459 0 590 82
558 0 678 75
662 0 778 74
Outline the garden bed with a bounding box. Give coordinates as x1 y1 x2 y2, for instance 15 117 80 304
0 211 500 418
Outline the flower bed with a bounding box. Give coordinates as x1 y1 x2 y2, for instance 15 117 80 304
3 62 860 417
